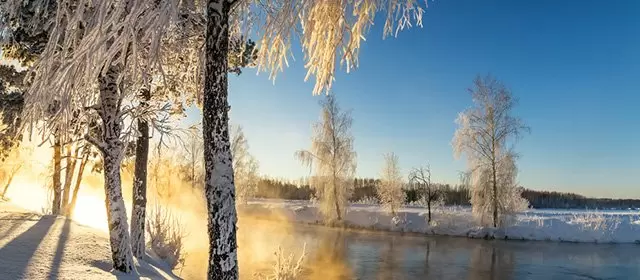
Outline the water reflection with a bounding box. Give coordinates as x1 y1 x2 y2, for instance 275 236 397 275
468 244 515 280
305 231 353 280
184 221 640 279
291 225 640 280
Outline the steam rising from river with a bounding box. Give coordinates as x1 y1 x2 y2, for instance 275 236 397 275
2 139 348 279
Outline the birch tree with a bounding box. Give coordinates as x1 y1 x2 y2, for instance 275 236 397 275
408 165 439 223
378 152 404 216
452 75 530 227
230 125 259 204
2 0 428 277
296 95 356 222
181 125 205 187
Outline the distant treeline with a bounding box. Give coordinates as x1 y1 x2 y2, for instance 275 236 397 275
254 177 640 210
255 177 471 205
521 189 640 210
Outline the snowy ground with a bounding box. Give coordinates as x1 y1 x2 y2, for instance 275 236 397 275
240 199 640 244
0 202 180 280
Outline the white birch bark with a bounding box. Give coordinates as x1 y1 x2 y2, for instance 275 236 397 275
96 65 134 273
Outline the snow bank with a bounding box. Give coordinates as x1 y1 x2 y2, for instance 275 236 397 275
241 199 640 244
0 202 180 280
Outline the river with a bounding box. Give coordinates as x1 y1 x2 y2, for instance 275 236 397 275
183 220 640 279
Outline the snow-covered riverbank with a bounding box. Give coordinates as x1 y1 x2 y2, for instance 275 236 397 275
0 202 180 280
240 199 640 244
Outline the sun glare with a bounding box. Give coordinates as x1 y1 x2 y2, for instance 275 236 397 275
72 194 109 231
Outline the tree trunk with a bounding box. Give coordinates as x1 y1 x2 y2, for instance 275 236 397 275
492 162 498 228
52 132 62 215
203 1 239 279
62 145 77 213
131 88 150 259
68 152 89 217
97 65 134 273
427 196 431 223
1 164 21 199
333 183 342 221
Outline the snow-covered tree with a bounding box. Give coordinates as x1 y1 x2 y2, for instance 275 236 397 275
296 95 356 222
453 75 530 227
2 0 427 277
378 152 404 216
230 125 259 204
408 165 440 223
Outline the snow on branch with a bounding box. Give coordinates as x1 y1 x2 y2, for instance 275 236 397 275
249 0 429 95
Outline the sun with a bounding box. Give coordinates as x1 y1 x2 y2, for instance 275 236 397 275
72 194 109 231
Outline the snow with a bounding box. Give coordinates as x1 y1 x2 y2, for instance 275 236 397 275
0 202 180 280
240 199 640 244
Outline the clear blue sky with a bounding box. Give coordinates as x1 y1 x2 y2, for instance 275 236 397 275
187 0 640 199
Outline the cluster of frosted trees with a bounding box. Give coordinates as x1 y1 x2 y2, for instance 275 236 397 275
299 75 531 229
0 0 428 278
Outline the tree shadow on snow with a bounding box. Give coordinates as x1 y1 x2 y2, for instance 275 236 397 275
90 253 183 280
0 212 40 240
0 215 56 279
90 259 143 280
47 217 72 279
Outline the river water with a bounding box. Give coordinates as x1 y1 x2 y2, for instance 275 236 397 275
228 220 640 280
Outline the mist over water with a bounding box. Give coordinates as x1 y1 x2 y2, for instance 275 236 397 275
181 216 640 280
4 139 639 280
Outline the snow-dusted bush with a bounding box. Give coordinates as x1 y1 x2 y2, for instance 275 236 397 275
409 196 444 209
255 244 306 280
355 196 379 205
569 211 621 232
146 204 186 269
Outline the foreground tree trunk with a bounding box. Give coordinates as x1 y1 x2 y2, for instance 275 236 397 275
96 65 134 273
52 132 62 215
131 88 150 259
203 1 238 279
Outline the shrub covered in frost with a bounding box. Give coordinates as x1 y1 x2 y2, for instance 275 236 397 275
355 196 379 205
254 244 306 280
146 204 186 269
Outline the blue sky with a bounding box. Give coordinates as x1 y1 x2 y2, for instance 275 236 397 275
185 0 640 199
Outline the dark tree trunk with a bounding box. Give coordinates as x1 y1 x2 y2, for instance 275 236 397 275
131 88 150 259
427 197 431 223
68 151 89 217
97 65 134 273
333 183 342 221
204 1 239 279
492 161 498 228
62 145 77 213
52 132 62 215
